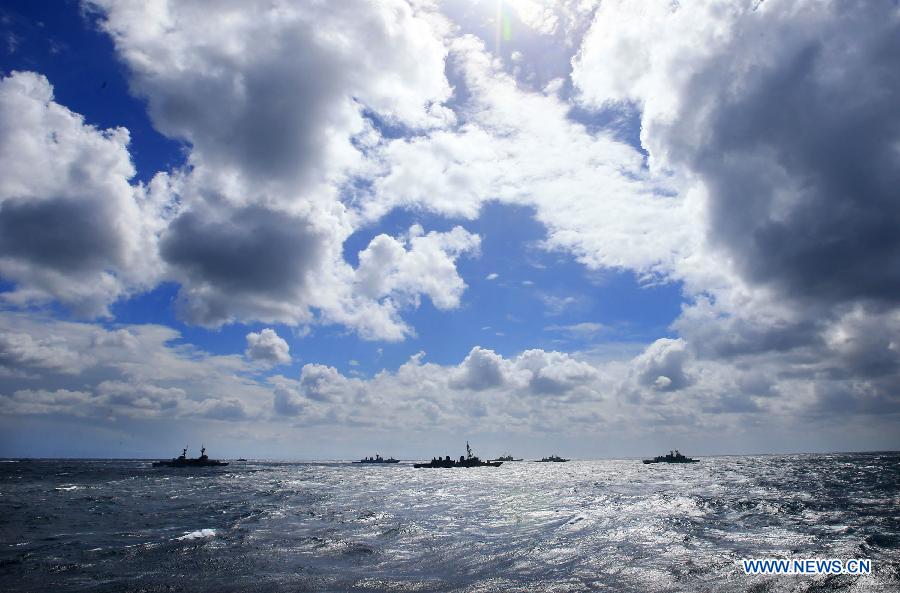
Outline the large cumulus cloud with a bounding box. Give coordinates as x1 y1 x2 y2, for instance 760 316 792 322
87 0 454 190
71 0 480 338
574 0 900 305
245 328 291 366
0 71 167 316
1 1 481 341
573 0 900 413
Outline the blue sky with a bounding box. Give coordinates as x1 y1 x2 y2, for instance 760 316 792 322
0 0 898 459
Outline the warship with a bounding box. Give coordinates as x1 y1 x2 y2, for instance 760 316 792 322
353 454 399 464
152 446 228 467
536 454 569 462
414 442 502 468
642 450 698 464
490 454 523 462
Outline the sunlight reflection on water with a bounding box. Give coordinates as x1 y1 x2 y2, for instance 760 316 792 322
1 454 898 592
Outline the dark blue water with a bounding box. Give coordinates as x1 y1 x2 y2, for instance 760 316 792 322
1 453 898 592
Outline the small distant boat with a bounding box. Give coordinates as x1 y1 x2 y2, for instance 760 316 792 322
536 455 569 462
152 446 228 467
642 450 698 464
236 458 248 462
490 454 523 462
353 454 399 464
414 442 502 468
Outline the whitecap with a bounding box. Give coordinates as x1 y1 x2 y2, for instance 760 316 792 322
176 528 216 541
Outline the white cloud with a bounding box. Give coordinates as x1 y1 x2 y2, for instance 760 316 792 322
272 382 306 417
87 0 454 191
539 294 578 316
516 349 598 396
1 1 898 452
631 338 692 393
78 0 476 341
0 71 168 316
355 225 480 312
450 347 509 391
571 0 900 417
0 330 83 375
0 63 478 341
245 328 291 366
0 310 897 449
0 312 268 421
574 1 900 302
545 322 606 338
366 34 692 280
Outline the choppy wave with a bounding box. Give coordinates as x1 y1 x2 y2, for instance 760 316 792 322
0 454 898 592
176 528 217 541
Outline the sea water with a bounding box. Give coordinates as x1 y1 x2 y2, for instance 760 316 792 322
1 453 898 592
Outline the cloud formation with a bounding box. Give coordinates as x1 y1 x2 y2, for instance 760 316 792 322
572 0 900 417
367 33 690 277
0 312 265 421
245 329 291 366
0 309 897 454
72 0 482 340
356 225 480 311
0 71 167 316
0 59 478 340
575 0 900 307
0 0 898 454
87 0 453 190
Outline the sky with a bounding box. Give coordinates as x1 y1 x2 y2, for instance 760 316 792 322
0 0 898 460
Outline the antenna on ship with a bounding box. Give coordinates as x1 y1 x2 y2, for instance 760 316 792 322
466 441 472 459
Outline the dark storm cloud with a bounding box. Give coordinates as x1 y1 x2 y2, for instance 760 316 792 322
161 205 327 325
681 314 823 360
0 196 122 273
817 308 900 382
812 380 900 416
681 3 900 306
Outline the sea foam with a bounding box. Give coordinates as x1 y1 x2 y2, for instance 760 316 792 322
176 529 216 541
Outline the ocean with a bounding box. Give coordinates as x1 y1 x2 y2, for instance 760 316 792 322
1 453 898 592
